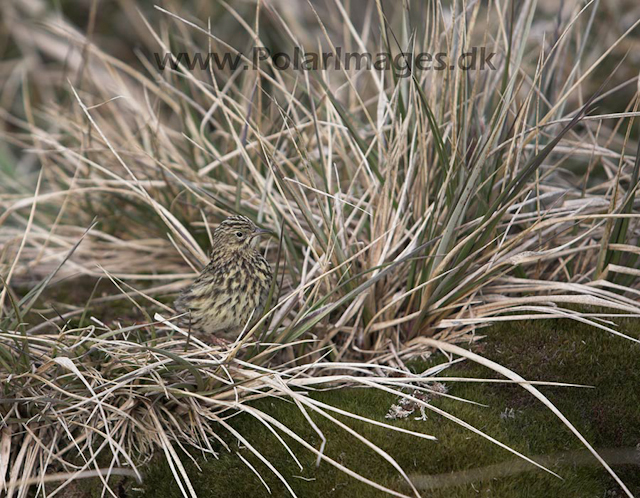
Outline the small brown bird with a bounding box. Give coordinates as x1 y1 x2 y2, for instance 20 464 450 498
175 215 273 343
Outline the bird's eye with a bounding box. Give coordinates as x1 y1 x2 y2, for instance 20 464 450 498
235 231 244 238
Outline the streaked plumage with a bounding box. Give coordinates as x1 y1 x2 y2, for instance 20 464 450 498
175 215 272 342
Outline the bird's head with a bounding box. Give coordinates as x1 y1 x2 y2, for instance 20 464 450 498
211 215 270 255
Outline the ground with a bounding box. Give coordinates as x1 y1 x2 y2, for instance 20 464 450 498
64 314 640 497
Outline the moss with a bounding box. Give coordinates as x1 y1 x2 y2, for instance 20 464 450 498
131 317 640 497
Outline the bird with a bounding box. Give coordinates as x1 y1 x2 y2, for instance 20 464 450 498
175 215 273 343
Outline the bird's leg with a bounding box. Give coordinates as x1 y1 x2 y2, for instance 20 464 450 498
211 335 230 346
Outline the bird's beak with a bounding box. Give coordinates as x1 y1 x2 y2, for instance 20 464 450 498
251 228 272 238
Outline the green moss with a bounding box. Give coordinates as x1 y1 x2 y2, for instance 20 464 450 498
132 317 640 497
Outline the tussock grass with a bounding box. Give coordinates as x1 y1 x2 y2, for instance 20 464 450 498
1 0 640 496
